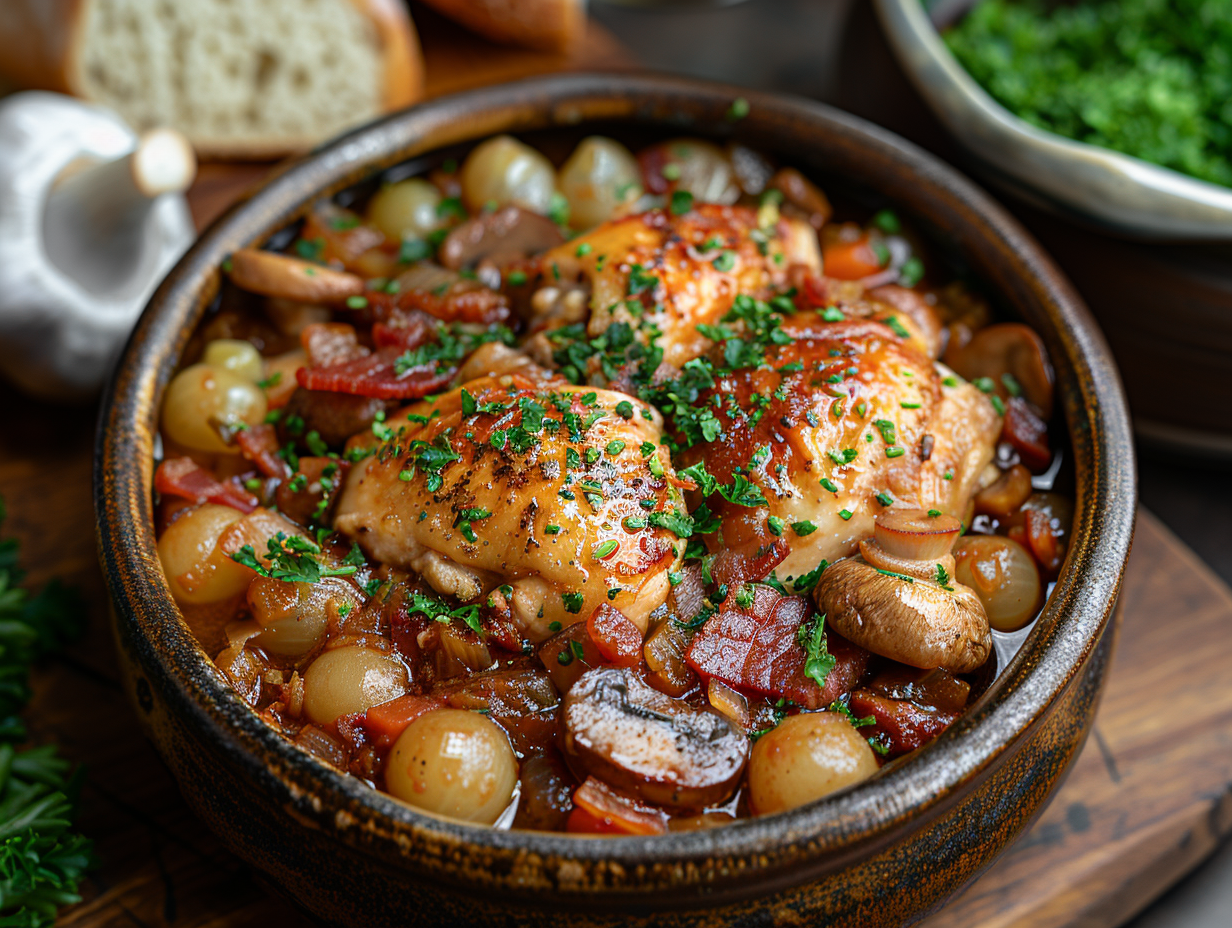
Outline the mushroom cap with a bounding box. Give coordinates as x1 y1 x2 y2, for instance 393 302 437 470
815 555 991 674
945 322 1054 419
439 205 564 270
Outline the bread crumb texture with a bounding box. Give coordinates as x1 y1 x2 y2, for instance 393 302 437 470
76 0 386 155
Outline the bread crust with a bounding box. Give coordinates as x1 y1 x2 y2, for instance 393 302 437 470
419 0 584 54
0 0 424 159
0 0 88 92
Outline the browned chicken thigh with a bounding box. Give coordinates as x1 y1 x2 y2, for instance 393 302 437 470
334 373 686 640
531 202 821 372
678 312 1001 586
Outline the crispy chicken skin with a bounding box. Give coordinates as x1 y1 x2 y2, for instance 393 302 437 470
334 373 686 640
681 315 1000 585
533 203 822 370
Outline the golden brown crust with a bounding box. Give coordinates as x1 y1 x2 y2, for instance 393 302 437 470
352 0 424 111
418 0 584 54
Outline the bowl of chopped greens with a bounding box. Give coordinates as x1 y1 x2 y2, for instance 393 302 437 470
875 0 1232 239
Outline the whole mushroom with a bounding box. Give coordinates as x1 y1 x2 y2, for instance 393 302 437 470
0 92 196 400
814 509 992 674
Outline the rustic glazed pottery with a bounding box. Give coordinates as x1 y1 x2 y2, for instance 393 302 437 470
95 74 1136 927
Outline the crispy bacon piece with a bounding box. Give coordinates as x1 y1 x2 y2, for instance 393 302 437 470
848 690 960 759
362 276 512 326
297 320 455 400
371 311 436 351
234 423 289 478
301 322 368 368
154 457 258 513
708 539 788 590
685 585 868 709
296 348 454 400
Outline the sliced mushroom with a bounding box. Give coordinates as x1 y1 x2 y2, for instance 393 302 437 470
815 509 991 674
562 666 749 810
454 341 560 385
944 322 1054 419
439 206 565 270
227 248 364 304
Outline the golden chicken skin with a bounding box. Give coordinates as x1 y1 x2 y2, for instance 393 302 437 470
532 202 821 373
674 309 1001 587
334 372 686 640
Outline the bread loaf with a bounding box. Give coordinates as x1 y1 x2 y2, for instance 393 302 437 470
0 0 423 158
417 0 584 53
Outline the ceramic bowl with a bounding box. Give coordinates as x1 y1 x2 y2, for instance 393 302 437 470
874 0 1232 241
95 73 1135 927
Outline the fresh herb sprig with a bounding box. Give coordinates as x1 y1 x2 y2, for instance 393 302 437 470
0 499 92 926
229 532 357 584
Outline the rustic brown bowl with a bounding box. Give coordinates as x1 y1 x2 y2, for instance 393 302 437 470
95 73 1136 927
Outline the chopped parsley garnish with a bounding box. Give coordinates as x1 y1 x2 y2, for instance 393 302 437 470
648 509 695 538
229 533 357 584
562 591 585 614
871 209 901 234
828 448 858 466
627 264 659 296
394 323 516 376
791 520 817 536
899 256 925 287
712 250 736 272
875 491 894 506
718 474 768 508
726 97 750 121
829 696 876 728
593 540 619 559
454 507 492 543
935 563 955 591
884 316 912 339
792 560 829 594
798 613 837 690
670 190 694 215
406 589 483 636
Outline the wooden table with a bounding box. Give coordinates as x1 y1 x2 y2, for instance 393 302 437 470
5 10 1232 928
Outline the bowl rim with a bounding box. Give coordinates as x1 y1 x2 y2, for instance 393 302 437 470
94 71 1136 901
873 0 1232 241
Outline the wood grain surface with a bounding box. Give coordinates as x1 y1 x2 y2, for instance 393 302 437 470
2 14 1229 928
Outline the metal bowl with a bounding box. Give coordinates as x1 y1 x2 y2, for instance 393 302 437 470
875 0 1232 241
95 73 1135 927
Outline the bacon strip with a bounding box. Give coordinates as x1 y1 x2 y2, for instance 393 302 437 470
686 585 868 709
234 424 289 478
296 347 454 400
154 458 258 513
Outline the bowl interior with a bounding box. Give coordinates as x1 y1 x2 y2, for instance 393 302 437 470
95 73 1135 885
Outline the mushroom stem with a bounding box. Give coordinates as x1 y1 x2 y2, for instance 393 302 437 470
43 129 197 295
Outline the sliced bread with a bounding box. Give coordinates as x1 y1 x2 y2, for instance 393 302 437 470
0 0 423 158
